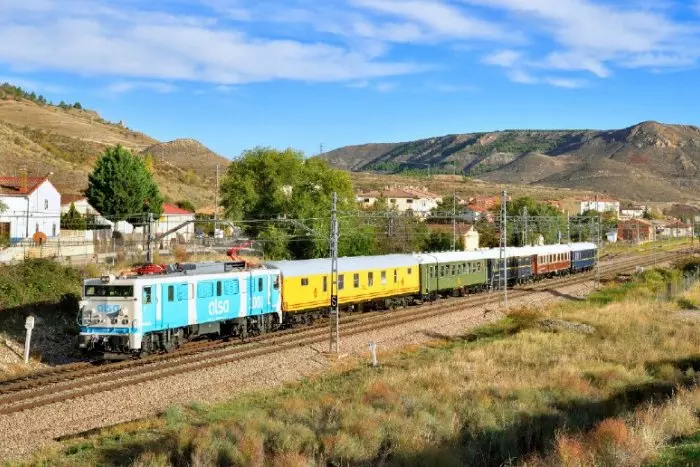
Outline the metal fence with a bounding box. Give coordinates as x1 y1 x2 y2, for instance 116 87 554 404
655 270 700 302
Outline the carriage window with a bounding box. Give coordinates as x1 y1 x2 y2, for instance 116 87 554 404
85 285 134 297
451 265 456 276
167 285 174 302
301 278 309 286
338 274 345 290
429 266 434 278
394 269 398 283
408 268 412 275
381 271 387 285
322 276 327 292
216 281 223 297
143 286 152 304
258 278 263 292
472 263 477 273
368 272 374 286
198 282 213 298
354 273 360 288
177 284 188 301
477 262 482 272
440 265 444 277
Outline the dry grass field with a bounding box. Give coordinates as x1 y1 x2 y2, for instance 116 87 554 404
28 263 700 466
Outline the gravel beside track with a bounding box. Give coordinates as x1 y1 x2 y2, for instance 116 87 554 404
0 251 685 461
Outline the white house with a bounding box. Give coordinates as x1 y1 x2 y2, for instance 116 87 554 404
579 197 620 217
620 205 646 219
0 175 61 243
156 204 196 246
357 187 442 218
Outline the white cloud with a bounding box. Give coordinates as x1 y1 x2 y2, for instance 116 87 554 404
375 82 397 92
350 0 513 41
0 2 425 86
483 50 521 68
543 77 587 89
105 81 177 94
507 69 538 84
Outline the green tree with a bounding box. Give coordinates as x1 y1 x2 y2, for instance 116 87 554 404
221 147 355 259
258 225 291 260
87 145 164 223
474 218 499 248
60 203 87 230
73 102 82 110
176 200 196 212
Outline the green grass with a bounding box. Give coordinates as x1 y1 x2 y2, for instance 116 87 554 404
654 432 700 467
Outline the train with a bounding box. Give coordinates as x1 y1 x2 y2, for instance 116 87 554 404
77 242 597 359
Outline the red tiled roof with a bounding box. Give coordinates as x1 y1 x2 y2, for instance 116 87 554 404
163 203 194 215
61 194 87 205
0 176 47 196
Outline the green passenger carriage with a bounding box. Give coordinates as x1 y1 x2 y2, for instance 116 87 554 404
414 251 496 298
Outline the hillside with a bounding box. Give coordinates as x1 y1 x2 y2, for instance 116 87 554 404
0 88 227 207
320 122 700 202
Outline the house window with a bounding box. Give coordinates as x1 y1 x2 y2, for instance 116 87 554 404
368 272 374 286
35 223 39 233
44 199 48 210
381 271 386 285
338 274 345 290
406 199 413 204
301 278 309 286
363 198 370 203
52 224 56 236
353 273 360 288
390 199 397 204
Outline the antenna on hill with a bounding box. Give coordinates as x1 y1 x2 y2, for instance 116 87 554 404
319 143 324 155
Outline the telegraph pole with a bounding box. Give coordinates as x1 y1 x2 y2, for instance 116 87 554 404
452 160 457 250
500 190 508 309
146 212 153 263
214 164 219 234
329 192 339 353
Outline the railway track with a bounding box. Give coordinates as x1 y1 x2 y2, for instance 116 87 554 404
0 248 690 416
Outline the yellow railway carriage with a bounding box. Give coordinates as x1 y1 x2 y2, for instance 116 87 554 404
266 255 420 313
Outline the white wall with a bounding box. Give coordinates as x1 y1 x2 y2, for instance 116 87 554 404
0 180 61 241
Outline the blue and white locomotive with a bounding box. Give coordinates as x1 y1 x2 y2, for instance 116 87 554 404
77 262 281 359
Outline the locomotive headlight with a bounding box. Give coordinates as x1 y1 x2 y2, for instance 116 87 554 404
122 319 129 325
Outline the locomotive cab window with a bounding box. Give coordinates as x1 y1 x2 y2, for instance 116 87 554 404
143 287 152 304
167 285 174 302
301 278 309 286
85 285 134 297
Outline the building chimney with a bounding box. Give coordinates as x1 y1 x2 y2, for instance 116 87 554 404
19 166 28 194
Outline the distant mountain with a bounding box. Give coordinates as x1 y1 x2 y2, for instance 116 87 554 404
0 87 228 207
319 122 700 202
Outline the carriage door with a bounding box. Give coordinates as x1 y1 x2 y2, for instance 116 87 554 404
270 274 280 313
141 285 158 332
250 275 265 316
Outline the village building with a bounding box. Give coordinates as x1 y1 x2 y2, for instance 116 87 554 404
660 220 693 238
357 187 442 218
617 219 655 243
156 204 196 246
579 197 620 217
619 205 647 219
60 195 113 241
0 175 61 244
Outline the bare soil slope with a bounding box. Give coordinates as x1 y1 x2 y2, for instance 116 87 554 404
321 121 700 202
0 96 226 207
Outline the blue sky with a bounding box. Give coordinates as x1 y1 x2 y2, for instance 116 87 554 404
1 0 700 159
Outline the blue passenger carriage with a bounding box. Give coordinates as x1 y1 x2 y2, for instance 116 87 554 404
570 242 597 272
78 262 281 359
